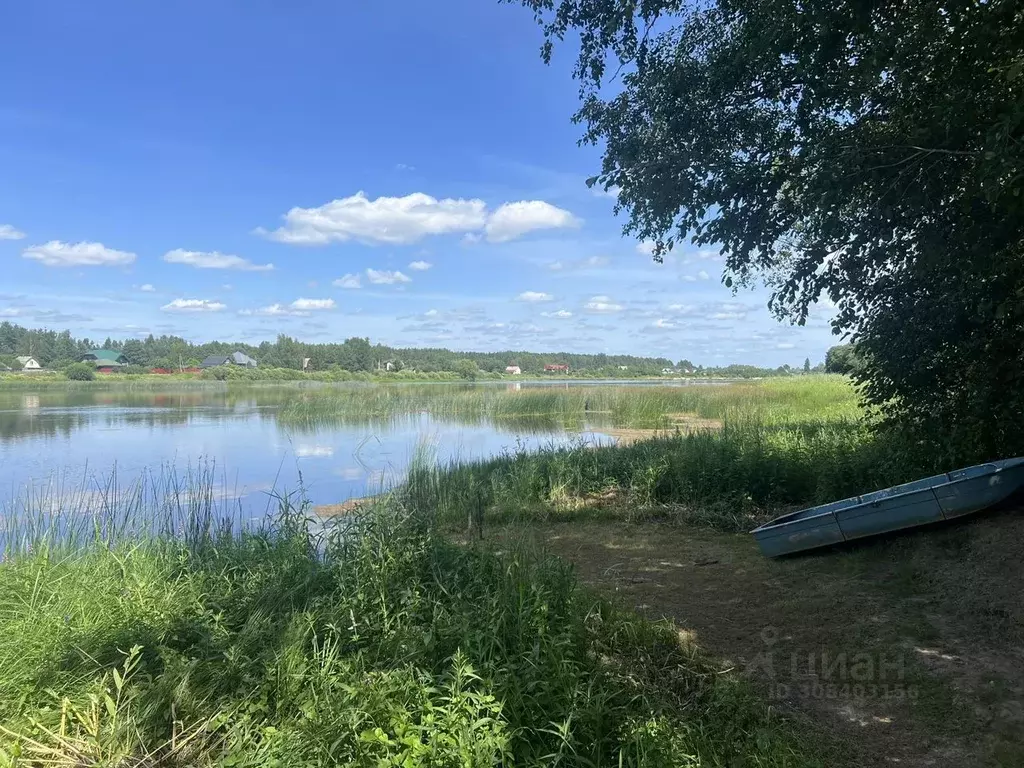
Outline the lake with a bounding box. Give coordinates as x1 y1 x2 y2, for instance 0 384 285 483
0 382 626 523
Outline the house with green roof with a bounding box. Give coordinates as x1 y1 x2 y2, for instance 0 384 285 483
79 349 128 371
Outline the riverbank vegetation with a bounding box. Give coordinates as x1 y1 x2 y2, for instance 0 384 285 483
281 375 858 428
0 367 473 388
286 376 907 531
0 483 822 766
403 419 914 534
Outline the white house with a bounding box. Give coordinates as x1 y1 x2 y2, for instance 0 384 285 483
505 365 522 375
15 356 41 371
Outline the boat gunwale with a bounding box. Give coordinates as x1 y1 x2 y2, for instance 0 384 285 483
750 460 1019 536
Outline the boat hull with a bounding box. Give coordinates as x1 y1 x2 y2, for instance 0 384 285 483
751 458 1024 557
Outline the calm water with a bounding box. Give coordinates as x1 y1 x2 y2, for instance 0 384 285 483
0 383 617 518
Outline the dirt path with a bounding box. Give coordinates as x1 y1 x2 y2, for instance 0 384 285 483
506 508 1024 767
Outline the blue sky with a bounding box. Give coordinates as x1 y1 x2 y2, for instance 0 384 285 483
0 0 837 366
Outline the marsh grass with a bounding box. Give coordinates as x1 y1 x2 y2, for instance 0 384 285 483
280 375 861 431
404 415 915 532
0 474 822 767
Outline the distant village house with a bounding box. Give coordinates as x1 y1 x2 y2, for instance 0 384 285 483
15 356 41 371
505 365 522 375
543 364 569 373
79 349 128 372
199 351 258 369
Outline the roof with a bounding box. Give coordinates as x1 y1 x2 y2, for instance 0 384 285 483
230 351 257 366
200 355 230 368
82 349 125 362
15 356 35 364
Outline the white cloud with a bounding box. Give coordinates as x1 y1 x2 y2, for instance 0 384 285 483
239 299 332 317
709 311 746 320
652 318 676 329
366 269 411 285
584 295 624 313
164 248 273 272
333 273 362 289
139 284 155 292
541 309 573 318
424 309 438 317
291 298 336 311
682 275 697 283
485 200 579 243
698 270 710 280
547 261 564 271
0 308 20 317
408 260 432 271
22 240 136 267
0 224 26 240
776 342 796 350
636 241 657 256
260 192 582 247
517 291 554 303
258 191 488 245
161 298 226 313
696 248 725 261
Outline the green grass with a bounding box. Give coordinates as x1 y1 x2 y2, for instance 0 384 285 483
0 480 823 767
284 376 927 534
403 418 915 532
280 375 861 429
0 367 472 389
390 378 925 533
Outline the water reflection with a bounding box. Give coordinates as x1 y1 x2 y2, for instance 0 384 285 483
0 384 614 515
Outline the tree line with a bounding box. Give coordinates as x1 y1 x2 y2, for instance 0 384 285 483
0 321 817 378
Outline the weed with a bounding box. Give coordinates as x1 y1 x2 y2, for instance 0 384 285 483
0 476 821 767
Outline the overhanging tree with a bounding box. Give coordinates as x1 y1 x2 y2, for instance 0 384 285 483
514 0 1024 463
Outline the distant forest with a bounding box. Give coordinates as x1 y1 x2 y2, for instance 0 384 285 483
0 321 821 378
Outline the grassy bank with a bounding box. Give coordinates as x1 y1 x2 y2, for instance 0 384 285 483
0 368 472 389
333 376 922 531
0 485 822 766
404 419 915 532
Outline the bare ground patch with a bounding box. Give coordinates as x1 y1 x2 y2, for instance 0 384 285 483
597 413 724 445
313 497 375 516
494 506 1024 768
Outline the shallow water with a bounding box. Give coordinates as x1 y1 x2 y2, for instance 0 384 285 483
0 383 618 517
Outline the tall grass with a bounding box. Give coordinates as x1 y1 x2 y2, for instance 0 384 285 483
0 475 823 766
404 417 917 532
281 375 860 429
0 463 254 558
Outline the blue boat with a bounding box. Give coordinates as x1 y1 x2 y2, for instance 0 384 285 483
751 458 1024 557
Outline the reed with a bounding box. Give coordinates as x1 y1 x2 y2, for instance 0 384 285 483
403 415 913 532
280 375 861 429
0 473 821 766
